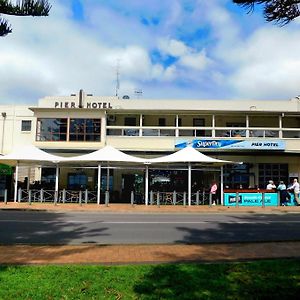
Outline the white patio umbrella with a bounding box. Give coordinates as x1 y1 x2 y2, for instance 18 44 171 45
64 145 147 204
63 145 146 164
148 146 233 164
147 146 238 206
0 145 65 202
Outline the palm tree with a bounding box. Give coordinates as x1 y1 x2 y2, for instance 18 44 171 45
0 0 51 36
233 0 300 25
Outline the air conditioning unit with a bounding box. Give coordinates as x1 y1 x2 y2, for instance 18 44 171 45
107 115 116 122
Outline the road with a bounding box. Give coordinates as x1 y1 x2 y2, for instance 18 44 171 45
0 211 300 245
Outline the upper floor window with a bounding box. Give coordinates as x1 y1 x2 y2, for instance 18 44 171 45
69 119 101 141
124 117 136 126
36 118 67 141
21 120 32 132
159 118 166 127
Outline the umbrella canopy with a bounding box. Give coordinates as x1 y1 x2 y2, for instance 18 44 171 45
63 145 147 164
0 145 64 166
147 146 235 165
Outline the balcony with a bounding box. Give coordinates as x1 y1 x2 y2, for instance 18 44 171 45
106 126 300 139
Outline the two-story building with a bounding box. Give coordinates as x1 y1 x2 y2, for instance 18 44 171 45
1 90 300 202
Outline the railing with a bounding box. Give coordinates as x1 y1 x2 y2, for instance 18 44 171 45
106 126 300 139
147 191 210 206
59 190 98 204
15 189 98 204
16 189 56 203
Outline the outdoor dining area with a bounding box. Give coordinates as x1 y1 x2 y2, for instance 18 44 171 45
0 145 236 206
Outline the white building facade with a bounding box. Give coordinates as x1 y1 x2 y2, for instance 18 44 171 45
1 91 300 203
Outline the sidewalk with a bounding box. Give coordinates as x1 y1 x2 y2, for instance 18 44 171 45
0 242 300 265
1 202 300 213
0 202 299 265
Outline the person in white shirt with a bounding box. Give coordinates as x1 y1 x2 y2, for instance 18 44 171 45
288 178 300 205
266 180 276 190
277 181 290 206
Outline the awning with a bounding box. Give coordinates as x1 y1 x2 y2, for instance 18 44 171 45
0 145 65 166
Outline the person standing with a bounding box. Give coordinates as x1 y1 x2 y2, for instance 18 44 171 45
288 178 300 205
210 181 218 205
266 180 276 190
277 181 290 206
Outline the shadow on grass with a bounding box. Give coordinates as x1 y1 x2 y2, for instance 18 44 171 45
133 260 300 300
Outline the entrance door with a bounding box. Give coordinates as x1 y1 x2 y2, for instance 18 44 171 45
122 174 135 203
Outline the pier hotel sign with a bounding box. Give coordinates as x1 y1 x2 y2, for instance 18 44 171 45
54 101 113 109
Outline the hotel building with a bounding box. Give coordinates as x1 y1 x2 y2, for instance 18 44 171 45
1 90 300 203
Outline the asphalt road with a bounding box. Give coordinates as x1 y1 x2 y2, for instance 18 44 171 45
0 211 300 245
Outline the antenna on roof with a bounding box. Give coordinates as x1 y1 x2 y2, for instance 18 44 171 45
134 88 143 99
115 59 120 98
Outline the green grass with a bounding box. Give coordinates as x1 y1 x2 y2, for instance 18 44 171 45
0 259 299 299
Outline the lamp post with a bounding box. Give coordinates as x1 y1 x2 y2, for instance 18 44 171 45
1 112 6 154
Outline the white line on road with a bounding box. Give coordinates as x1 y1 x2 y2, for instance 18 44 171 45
1 220 300 224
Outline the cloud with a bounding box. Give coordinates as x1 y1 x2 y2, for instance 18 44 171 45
179 49 212 71
224 26 300 99
158 38 189 57
1 0 300 103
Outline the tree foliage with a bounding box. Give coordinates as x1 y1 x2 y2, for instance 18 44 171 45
0 0 51 36
233 0 300 25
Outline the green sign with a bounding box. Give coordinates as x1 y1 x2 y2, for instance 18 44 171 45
0 164 13 175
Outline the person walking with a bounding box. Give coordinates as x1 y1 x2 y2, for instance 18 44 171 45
288 178 300 206
210 181 218 205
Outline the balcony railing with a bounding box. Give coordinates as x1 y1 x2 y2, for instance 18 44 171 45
106 126 300 139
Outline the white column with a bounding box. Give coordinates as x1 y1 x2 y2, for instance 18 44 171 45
55 165 59 196
246 115 249 138
188 163 192 206
14 163 19 202
97 164 101 205
212 115 215 138
145 165 149 205
279 114 283 138
220 165 224 205
139 114 143 137
175 115 179 137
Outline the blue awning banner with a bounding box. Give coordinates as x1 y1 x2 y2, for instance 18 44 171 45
175 139 286 150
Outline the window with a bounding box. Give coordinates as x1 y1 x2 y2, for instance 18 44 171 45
41 168 56 188
69 119 101 141
21 120 32 132
68 173 87 190
36 118 67 141
223 164 252 189
159 118 166 127
258 163 288 188
193 118 205 136
124 117 136 126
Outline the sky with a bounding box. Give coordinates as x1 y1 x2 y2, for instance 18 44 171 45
1 0 300 104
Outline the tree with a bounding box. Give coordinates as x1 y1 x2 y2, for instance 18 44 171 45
233 0 300 25
0 0 51 36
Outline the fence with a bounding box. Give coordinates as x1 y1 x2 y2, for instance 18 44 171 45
1 189 285 207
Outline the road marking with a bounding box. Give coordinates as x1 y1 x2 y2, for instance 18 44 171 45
1 220 300 224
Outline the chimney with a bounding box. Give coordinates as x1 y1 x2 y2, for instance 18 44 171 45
79 89 84 108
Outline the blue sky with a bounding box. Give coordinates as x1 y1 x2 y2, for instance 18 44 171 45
1 0 300 104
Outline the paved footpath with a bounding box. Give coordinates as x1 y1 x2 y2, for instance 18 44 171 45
0 203 300 265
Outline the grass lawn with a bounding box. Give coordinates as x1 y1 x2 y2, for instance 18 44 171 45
0 259 299 299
